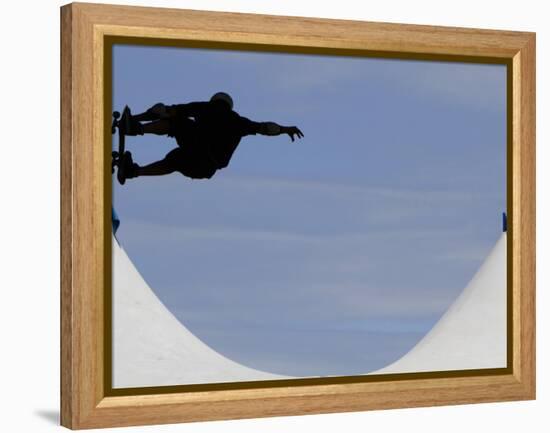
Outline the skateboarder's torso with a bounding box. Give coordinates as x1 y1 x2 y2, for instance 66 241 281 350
171 100 260 168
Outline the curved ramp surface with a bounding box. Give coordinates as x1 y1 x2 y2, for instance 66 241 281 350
112 237 289 388
113 232 506 387
370 234 507 374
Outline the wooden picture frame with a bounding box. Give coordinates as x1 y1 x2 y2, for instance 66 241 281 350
60 2 535 429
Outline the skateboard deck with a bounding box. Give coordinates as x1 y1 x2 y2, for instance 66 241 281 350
112 106 130 184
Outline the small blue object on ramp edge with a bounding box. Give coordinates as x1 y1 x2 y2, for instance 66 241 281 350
112 208 120 235
502 212 507 232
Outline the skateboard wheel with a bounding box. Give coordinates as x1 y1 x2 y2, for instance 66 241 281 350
112 151 119 158
113 111 120 119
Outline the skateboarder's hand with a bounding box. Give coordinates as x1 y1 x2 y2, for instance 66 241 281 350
284 126 304 142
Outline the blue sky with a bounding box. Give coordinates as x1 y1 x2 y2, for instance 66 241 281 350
112 44 506 377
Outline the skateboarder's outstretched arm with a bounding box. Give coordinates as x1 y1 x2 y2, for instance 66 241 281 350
243 118 305 142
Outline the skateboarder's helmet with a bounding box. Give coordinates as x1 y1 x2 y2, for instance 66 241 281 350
210 92 233 109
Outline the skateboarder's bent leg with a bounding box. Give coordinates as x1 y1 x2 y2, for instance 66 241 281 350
124 109 171 136
130 147 216 180
135 158 176 177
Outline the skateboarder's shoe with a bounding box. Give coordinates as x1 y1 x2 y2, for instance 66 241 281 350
116 151 138 185
120 106 144 136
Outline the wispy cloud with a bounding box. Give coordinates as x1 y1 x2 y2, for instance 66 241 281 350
120 218 484 249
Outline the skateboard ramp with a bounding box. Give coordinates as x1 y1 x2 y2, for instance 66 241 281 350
113 224 507 387
112 235 289 388
370 234 507 374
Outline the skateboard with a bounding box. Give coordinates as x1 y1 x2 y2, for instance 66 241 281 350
111 106 130 184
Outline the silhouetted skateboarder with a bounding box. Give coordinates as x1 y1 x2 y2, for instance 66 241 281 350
113 92 304 184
